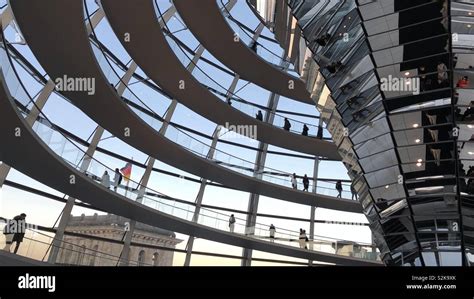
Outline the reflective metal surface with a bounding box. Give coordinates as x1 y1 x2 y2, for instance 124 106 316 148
288 0 468 266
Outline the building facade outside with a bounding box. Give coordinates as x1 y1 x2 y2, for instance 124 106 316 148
56 214 182 266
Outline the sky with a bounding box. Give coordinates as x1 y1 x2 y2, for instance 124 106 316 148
0 0 373 266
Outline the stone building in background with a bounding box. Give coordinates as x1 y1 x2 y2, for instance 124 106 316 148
56 213 182 266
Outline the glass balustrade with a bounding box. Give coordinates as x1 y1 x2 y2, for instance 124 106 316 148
0 223 149 266
25 118 379 260
83 25 349 199
153 2 325 138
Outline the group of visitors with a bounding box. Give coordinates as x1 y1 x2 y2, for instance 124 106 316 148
289 176 358 199
290 173 310 191
101 168 123 192
226 216 309 249
228 216 277 242
283 118 311 137
228 215 277 242
256 114 311 137
336 180 358 200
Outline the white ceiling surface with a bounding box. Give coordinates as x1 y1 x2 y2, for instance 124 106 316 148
359 0 395 21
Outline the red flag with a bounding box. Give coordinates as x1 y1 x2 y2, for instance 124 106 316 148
120 162 132 182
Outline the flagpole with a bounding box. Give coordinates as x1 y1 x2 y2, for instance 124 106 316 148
124 178 130 198
123 157 133 198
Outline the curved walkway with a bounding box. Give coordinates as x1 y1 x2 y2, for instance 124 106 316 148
100 0 339 158
173 0 311 103
10 0 359 212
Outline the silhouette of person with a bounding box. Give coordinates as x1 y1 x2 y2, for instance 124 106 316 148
303 174 310 191
284 118 291 131
302 124 309 136
336 180 343 198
